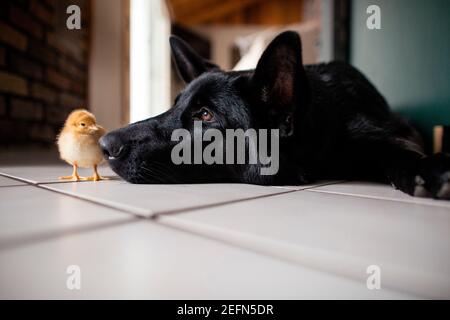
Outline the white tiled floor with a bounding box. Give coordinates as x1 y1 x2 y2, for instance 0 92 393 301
309 181 450 208
41 181 293 217
0 176 25 187
0 152 449 299
0 164 116 185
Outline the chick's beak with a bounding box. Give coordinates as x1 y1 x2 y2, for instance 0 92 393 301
89 125 99 133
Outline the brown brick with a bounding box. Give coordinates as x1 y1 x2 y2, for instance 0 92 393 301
46 68 71 90
59 92 84 109
70 81 84 95
29 39 57 67
10 5 44 39
30 0 53 26
9 54 43 79
0 118 32 143
10 98 43 120
47 105 69 125
30 123 55 142
0 47 5 66
44 0 57 9
47 33 70 56
0 119 21 144
0 22 27 51
0 96 6 116
31 82 57 104
0 71 28 96
67 48 87 66
58 56 84 81
47 35 87 67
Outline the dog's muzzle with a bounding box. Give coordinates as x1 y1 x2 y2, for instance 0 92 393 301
99 133 128 160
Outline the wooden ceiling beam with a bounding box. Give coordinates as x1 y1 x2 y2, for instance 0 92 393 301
170 0 268 25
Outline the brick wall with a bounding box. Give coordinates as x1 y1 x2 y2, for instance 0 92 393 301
0 0 90 146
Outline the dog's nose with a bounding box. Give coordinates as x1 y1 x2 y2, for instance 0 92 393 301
99 134 127 159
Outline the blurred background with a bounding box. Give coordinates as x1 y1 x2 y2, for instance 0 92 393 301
0 0 448 151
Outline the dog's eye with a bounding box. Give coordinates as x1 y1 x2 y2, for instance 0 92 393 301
195 108 213 122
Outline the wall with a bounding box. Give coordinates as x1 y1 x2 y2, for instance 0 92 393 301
351 0 450 147
130 0 171 121
191 0 322 70
192 25 266 70
0 0 90 146
88 0 124 131
192 24 321 72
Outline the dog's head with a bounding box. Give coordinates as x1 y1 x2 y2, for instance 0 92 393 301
100 31 309 183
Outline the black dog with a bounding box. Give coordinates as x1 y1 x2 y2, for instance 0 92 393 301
100 31 450 199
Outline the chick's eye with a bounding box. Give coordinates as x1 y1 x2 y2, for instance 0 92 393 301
196 108 213 122
80 123 86 127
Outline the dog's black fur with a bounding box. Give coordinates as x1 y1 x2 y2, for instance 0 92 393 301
100 31 450 199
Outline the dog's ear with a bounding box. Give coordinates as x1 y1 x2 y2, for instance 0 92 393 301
252 31 309 137
170 36 220 84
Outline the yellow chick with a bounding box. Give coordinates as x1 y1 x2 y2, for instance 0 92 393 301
57 109 106 181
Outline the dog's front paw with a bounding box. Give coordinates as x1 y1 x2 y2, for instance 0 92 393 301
277 166 314 185
415 153 450 200
294 167 315 185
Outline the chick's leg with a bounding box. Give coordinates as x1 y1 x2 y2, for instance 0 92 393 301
59 163 81 181
81 164 107 181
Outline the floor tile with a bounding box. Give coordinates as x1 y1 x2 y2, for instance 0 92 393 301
0 153 445 299
308 181 450 208
0 175 26 187
0 164 117 184
0 186 130 245
158 191 450 298
41 181 292 217
0 216 412 299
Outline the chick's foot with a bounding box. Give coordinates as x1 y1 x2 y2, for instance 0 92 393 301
59 175 83 181
80 174 108 182
59 164 83 181
79 165 109 182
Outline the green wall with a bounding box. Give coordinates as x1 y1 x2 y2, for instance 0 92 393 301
350 0 450 147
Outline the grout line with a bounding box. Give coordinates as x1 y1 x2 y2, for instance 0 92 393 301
0 171 351 218
272 180 347 191
41 183 307 218
38 184 153 217
153 189 299 216
0 172 152 218
0 184 28 188
0 172 338 218
152 182 346 217
306 188 450 209
0 173 36 185
0 217 143 252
